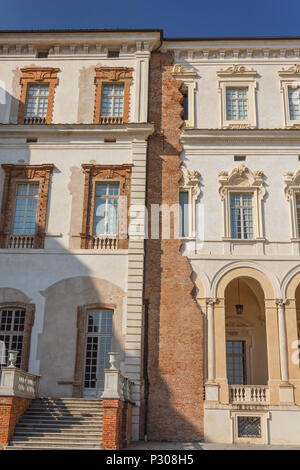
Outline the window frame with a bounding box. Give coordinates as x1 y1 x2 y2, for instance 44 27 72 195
179 166 201 239
0 164 54 249
93 67 133 124
93 182 120 237
0 302 35 371
278 65 300 128
280 81 300 128
172 64 197 128
229 191 255 240
284 169 300 240
219 164 265 241
217 66 257 129
80 164 132 249
18 67 60 124
11 182 40 236
24 83 50 119
73 302 117 398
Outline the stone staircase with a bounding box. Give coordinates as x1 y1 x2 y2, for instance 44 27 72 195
5 398 103 450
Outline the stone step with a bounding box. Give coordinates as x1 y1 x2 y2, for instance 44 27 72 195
16 423 102 430
18 415 102 425
26 408 103 414
23 409 103 417
32 399 103 404
7 442 103 449
10 437 101 444
6 446 103 450
13 431 102 438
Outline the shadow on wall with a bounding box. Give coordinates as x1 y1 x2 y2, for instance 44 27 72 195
0 87 126 400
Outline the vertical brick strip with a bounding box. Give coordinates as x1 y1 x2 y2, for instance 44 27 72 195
145 51 204 441
0 397 31 449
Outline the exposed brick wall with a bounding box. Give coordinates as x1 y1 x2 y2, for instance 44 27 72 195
0 397 31 449
102 398 124 450
145 51 204 441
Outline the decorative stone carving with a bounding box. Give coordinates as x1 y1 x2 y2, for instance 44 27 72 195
218 164 266 239
278 64 300 76
180 166 201 199
93 67 133 124
80 164 132 249
218 163 265 201
172 64 197 79
180 166 201 238
284 169 300 201
0 164 54 249
217 65 257 77
18 67 60 124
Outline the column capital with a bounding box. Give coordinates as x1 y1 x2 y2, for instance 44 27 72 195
206 297 219 306
275 298 289 307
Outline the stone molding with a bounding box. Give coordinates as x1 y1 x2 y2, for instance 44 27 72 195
172 64 197 79
17 67 60 124
93 67 133 124
0 164 54 249
217 65 257 77
80 164 132 249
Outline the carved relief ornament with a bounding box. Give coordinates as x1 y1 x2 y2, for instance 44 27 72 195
218 163 265 201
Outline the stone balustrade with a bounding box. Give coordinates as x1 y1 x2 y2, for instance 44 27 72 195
90 236 118 250
229 385 269 404
0 367 41 399
8 234 35 249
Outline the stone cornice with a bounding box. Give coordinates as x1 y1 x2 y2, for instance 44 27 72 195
181 128 300 143
0 123 154 139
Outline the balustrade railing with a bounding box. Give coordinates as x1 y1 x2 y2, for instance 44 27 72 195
23 116 46 124
0 367 41 399
99 116 123 125
8 235 35 249
90 236 118 250
229 385 269 404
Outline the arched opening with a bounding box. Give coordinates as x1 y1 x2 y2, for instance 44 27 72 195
225 277 268 385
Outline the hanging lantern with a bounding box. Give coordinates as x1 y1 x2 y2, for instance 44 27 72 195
235 279 243 315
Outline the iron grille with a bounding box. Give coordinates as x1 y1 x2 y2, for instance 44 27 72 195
237 416 261 438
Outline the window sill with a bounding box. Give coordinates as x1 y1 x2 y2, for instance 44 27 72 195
222 237 266 242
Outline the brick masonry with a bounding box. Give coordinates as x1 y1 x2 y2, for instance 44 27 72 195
102 398 132 450
0 396 31 449
144 51 204 441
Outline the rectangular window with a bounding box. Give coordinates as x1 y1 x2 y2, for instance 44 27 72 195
0 308 25 368
101 84 124 118
179 191 189 237
238 416 261 438
226 340 246 385
12 183 39 235
226 88 248 121
84 310 113 391
230 193 253 239
288 87 300 121
25 84 50 118
182 89 189 121
93 183 119 236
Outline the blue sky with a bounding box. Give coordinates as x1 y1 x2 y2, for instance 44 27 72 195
0 0 300 38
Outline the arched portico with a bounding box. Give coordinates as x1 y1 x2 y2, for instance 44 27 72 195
205 265 296 406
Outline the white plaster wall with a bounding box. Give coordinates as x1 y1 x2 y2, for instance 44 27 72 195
0 56 148 124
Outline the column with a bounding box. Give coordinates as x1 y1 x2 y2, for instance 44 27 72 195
205 298 220 402
276 299 289 382
276 299 295 404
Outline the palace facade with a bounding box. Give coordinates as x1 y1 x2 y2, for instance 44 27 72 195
0 30 300 448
